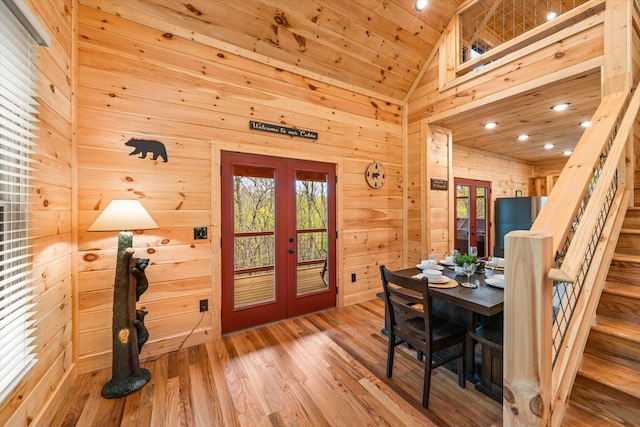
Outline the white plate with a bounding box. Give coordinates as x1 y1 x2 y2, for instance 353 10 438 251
427 275 449 284
485 277 504 288
416 263 444 270
416 273 449 284
439 259 455 267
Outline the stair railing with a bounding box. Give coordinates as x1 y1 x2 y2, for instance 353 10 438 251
502 84 640 426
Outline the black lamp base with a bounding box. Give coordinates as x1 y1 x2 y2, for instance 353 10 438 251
101 368 151 399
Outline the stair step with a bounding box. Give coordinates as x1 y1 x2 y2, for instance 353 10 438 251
615 231 640 255
604 280 640 297
611 253 640 263
585 315 640 374
592 315 640 342
571 353 640 425
578 352 640 399
622 207 640 228
562 402 625 426
607 257 640 281
620 228 640 234
598 281 640 323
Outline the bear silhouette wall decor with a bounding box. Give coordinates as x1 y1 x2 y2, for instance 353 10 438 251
125 138 168 162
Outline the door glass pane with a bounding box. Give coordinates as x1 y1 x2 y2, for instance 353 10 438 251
295 170 329 296
232 166 276 308
456 184 470 254
476 187 487 257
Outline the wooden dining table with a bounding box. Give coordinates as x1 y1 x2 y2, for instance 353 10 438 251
377 264 504 400
391 266 504 317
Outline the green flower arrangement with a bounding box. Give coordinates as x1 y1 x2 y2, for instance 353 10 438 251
453 253 478 267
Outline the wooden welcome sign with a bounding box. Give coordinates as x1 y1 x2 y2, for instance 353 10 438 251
249 120 318 140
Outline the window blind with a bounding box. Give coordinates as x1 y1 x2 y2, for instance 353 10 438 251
0 0 45 403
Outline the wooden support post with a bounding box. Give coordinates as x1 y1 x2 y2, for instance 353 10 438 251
503 231 554 426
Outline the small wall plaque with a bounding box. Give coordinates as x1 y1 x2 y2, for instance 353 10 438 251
249 120 318 140
430 178 448 191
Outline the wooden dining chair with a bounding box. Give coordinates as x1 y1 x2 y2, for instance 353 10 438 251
379 265 467 408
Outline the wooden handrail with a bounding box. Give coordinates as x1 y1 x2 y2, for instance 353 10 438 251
547 86 640 283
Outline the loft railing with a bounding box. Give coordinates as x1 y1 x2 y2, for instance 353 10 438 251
454 0 605 76
459 0 590 64
502 84 640 425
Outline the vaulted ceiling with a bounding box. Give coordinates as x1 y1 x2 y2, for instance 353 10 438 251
88 0 462 100
87 0 601 163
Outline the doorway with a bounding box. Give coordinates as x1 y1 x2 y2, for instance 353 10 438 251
220 152 337 333
454 178 491 258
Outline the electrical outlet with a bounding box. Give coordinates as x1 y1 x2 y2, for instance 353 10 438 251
199 299 208 312
194 227 208 240
351 273 356 282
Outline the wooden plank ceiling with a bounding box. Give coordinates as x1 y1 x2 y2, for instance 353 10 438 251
431 70 602 163
84 0 601 163
91 0 462 100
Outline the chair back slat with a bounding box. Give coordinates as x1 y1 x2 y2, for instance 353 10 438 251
380 266 433 343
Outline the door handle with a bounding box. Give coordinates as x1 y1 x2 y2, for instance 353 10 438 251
289 248 295 254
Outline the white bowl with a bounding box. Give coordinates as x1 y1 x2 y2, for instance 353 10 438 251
423 269 442 282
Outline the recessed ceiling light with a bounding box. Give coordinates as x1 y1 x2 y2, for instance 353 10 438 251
484 122 498 129
415 0 428 11
563 150 572 156
544 144 554 149
580 121 592 127
547 12 557 20
552 103 571 111
518 134 529 141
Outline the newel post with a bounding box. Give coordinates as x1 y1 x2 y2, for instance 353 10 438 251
503 231 554 426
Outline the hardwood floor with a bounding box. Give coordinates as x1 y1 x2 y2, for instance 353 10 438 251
51 300 503 426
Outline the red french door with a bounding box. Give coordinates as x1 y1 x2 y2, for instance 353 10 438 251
454 178 491 258
220 152 336 333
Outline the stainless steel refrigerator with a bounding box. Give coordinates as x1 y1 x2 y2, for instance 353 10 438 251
494 196 547 257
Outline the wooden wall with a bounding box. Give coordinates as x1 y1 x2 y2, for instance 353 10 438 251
533 159 568 177
408 123 532 262
452 144 533 254
75 1 404 372
0 1 75 426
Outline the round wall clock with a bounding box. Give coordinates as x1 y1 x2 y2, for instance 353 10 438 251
365 161 386 188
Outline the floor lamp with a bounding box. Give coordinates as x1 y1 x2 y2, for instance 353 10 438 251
88 199 159 398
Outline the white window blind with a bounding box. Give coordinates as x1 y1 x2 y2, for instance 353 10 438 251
0 0 48 403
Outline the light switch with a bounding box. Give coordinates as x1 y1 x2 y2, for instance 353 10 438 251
194 227 208 240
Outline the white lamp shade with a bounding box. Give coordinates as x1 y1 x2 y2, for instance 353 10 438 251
88 199 159 232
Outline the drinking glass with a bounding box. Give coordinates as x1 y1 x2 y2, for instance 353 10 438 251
427 254 438 268
486 256 497 276
461 262 477 288
469 246 478 257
